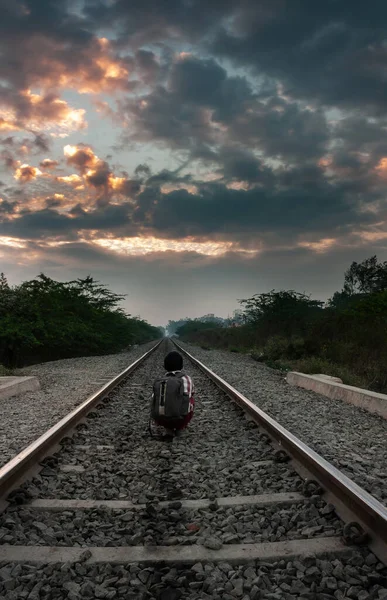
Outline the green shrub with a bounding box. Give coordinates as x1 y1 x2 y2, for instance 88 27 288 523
0 273 162 367
250 347 265 362
289 357 367 388
286 336 307 359
263 336 290 360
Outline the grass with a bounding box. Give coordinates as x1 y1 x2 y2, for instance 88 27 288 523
0 364 13 376
184 330 382 393
266 356 368 389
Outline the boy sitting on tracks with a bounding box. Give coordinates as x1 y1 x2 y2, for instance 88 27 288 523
150 351 194 439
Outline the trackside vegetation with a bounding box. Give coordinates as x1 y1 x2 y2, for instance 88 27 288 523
0 273 162 367
176 256 387 393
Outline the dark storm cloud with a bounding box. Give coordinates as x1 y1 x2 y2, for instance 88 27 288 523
221 151 261 182
212 1 387 114
169 56 252 122
147 180 356 239
3 159 374 245
123 85 216 150
2 0 387 279
0 209 77 238
228 98 329 162
134 164 152 178
0 203 135 239
122 54 328 164
146 168 192 186
135 50 161 84
83 0 235 46
33 134 51 153
0 150 18 171
82 0 387 116
213 147 270 184
0 199 16 214
85 163 111 187
332 116 387 174
118 54 254 153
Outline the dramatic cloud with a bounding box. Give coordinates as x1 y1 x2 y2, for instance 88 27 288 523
1 0 387 323
0 90 87 133
212 2 387 115
14 164 42 183
40 158 59 170
62 144 140 202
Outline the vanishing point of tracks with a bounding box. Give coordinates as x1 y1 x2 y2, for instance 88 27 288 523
0 339 387 599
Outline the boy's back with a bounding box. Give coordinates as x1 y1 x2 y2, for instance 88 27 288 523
150 351 195 436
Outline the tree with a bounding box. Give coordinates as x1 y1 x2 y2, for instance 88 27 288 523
167 319 191 335
176 320 222 337
343 256 387 295
0 273 162 367
0 273 9 290
239 290 323 337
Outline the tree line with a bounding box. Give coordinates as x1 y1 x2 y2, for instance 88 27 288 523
167 311 243 335
0 273 163 367
176 256 387 393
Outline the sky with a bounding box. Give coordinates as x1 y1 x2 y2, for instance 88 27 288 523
1 1 387 326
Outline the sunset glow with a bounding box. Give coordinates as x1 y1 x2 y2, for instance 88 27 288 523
90 236 257 257
1 0 387 322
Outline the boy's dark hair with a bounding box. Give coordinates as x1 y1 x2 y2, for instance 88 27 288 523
164 351 183 372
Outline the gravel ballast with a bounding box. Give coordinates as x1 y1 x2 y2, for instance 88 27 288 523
19 348 303 500
178 342 387 506
0 551 386 599
0 343 156 468
0 498 342 547
1 340 386 598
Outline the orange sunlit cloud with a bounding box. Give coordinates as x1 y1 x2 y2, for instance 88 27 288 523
375 157 387 179
0 118 21 131
318 156 332 169
0 237 27 249
7 34 132 99
54 38 131 94
0 90 86 133
226 180 251 190
160 183 199 195
14 164 42 183
40 158 60 169
88 235 259 257
355 228 387 242
64 144 100 172
62 144 140 199
298 238 337 253
56 174 83 186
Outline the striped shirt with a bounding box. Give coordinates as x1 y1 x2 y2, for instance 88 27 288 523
166 370 194 411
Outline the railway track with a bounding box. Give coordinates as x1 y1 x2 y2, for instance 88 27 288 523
0 338 387 599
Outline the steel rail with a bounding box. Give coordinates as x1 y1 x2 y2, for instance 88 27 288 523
173 340 387 556
0 339 163 499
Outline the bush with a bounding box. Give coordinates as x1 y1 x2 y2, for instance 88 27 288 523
287 357 367 389
174 257 387 393
0 273 162 367
263 336 290 360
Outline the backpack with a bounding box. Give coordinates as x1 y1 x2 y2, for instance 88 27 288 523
151 372 190 421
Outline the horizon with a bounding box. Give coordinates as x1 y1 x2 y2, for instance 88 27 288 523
1 1 387 324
